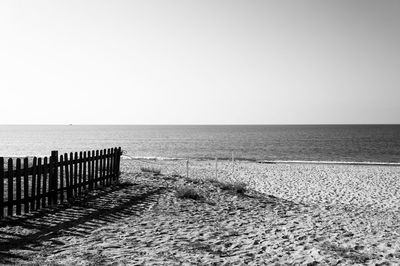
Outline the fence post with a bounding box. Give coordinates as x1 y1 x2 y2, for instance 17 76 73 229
50 151 59 205
215 157 218 180
186 159 189 179
232 152 235 180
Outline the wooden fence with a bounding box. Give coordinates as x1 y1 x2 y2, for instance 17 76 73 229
0 147 122 219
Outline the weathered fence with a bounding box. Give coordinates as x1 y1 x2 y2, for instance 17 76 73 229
0 147 121 219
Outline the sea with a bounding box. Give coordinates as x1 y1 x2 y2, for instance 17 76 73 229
1 125 400 165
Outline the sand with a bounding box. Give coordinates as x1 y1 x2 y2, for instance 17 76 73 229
1 159 400 265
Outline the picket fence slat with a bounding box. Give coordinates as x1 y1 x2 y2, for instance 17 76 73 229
60 155 64 203
23 158 29 213
50 150 58 206
78 152 82 195
16 158 22 215
105 149 109 185
86 152 90 190
64 153 71 199
36 157 42 210
7 159 13 216
30 157 37 211
73 152 77 196
107 150 111 186
83 151 87 191
99 150 103 187
43 157 48 208
104 149 110 184
69 153 73 197
0 147 121 219
106 149 110 184
104 149 108 185
91 151 95 189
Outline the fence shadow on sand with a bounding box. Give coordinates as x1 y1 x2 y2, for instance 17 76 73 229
0 180 166 264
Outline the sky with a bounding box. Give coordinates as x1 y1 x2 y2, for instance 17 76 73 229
0 0 399 124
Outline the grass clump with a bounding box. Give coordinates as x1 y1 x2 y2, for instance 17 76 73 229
320 242 375 263
140 166 161 175
220 182 247 194
176 186 204 201
211 180 247 194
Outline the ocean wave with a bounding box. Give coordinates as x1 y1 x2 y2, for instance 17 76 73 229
121 156 400 166
121 155 185 161
4 153 398 167
121 155 258 162
257 160 400 166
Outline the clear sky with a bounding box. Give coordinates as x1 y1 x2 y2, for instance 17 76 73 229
1 0 399 124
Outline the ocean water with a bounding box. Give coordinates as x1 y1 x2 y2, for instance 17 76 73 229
0 125 400 164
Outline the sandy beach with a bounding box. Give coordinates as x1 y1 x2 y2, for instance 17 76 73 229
1 159 400 265
3 0 400 264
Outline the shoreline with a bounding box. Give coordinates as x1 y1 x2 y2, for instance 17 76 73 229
1 153 399 167
122 156 400 167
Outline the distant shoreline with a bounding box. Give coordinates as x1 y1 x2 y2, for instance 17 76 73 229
2 154 400 167
120 156 400 167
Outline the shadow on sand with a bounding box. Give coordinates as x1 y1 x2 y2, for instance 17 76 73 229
0 181 166 264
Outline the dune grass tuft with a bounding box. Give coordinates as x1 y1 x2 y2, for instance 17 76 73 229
176 186 204 201
140 166 161 175
210 180 247 194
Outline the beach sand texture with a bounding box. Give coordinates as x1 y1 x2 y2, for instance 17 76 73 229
0 160 399 265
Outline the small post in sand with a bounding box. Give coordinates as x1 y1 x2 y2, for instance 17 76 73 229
186 159 189 179
232 152 235 179
215 157 218 180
